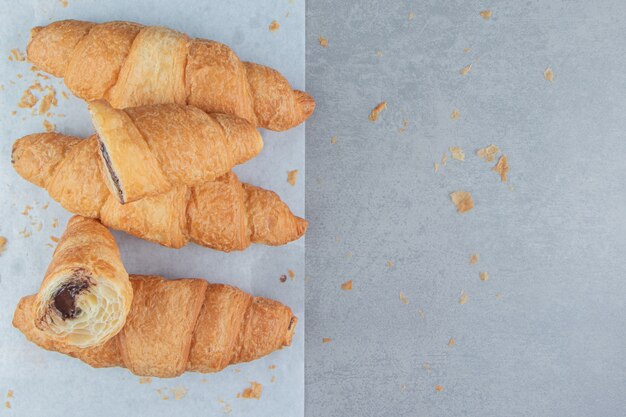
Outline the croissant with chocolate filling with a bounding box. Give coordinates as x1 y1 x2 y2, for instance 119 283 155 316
27 20 315 131
15 274 297 377
12 133 306 251
89 100 263 204
33 215 131 348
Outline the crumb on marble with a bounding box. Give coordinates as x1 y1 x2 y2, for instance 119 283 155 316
459 290 469 305
449 146 465 161
480 9 492 20
448 338 456 347
450 109 460 120
459 63 472 76
239 382 262 400
450 191 474 213
399 291 409 305
319 35 328 47
288 269 295 281
269 20 280 32
476 144 500 162
341 280 353 291
287 169 298 186
10 49 25 61
544 67 554 81
369 101 387 122
479 271 489 281
435 384 444 392
322 337 332 343
493 155 509 182
469 253 479 265
0 237 6 255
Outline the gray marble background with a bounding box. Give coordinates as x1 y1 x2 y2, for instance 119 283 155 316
305 1 626 416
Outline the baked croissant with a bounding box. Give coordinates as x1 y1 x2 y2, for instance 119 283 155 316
89 100 263 203
33 215 131 348
14 274 297 377
12 133 307 251
27 20 315 131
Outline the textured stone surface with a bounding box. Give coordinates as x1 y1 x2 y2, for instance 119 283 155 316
305 1 626 415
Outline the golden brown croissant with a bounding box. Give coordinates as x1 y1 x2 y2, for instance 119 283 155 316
89 100 263 203
27 20 315 131
12 133 307 251
14 274 297 378
33 215 131 348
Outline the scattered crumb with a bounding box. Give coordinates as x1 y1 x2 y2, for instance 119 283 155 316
61 91 69 99
35 222 43 232
139 377 152 384
418 308 425 319
422 362 432 374
449 146 465 161
398 119 409 133
46 243 54 248
171 387 187 400
232 368 241 373
59 0 68 6
387 260 394 268
464 47 471 53
458 290 469 305
476 144 500 162
18 89 37 108
41 202 49 209
270 376 276 383
43 119 55 132
279 274 287 283
269 20 280 32
469 253 479 265
11 111 16 116
5 401 10 409
21 205 33 215
441 153 448 166
346 251 352 257
319 35 328 47
200 378 207 383
16 73 23 79
400 383 407 391
0 237 6 255
492 155 509 182
434 162 439 172
408 11 414 20
450 109 460 120
288 269 295 281
496 292 502 299
39 87 57 115
368 101 387 122
341 280 353 291
239 382 262 400
480 9 492 20
268 364 277 370
19 227 31 238
399 291 409 305
544 67 554 81
459 63 472 76
479 272 489 281
50 236 59 242
10 49 25 61
450 191 474 213
375 50 384 57
330 135 337 144
287 169 298 186
447 338 456 347
36 72 49 80
155 388 169 400
51 218 58 228
322 337 332 343
435 385 444 392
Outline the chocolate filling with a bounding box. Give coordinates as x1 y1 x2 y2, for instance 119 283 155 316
98 136 124 204
52 272 91 320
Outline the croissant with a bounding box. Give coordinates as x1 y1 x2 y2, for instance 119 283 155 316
14 274 297 377
89 100 263 203
33 215 131 348
27 20 315 131
12 133 307 251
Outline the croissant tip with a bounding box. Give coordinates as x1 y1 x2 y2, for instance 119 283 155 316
294 90 316 120
295 217 308 237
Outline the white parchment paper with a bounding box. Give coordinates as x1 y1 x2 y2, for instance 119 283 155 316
0 1 304 415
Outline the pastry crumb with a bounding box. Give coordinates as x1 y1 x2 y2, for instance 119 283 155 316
408 11 414 20
387 260 394 268
287 169 298 186
341 280 353 290
450 191 474 213
18 89 37 108
319 35 328 47
459 63 472 76
418 308 425 319
464 47 471 53
544 67 554 81
422 362 432 373
469 253 479 265
270 375 276 383
6 390 12 399
330 135 337 144
39 87 57 115
21 204 33 215
368 101 387 122
218 398 232 413
155 388 169 400
268 364 277 370
435 385 444 392
458 290 469 305
399 291 409 305
449 146 465 161
447 338 456 347
322 337 332 343
441 152 448 166
5 401 10 409
10 49 25 61
375 50 384 57
269 20 280 32
480 9 492 20
0 237 6 255
59 0 68 6
139 377 152 384
61 91 69 99
496 292 502 299
398 119 409 133
279 274 287 283
19 227 31 238
171 387 187 400
450 109 460 120
52 218 58 228
493 155 509 182
476 144 500 162
43 119 55 132
288 269 295 280
434 162 439 172
239 382 262 400
50 236 59 242
479 271 489 281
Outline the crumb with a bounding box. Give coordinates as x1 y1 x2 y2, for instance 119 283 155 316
434 162 439 172
287 169 298 186
496 292 502 299
16 73 23 78
10 49 25 61
59 0 68 7
458 290 469 305
435 385 444 392
319 35 328 47
450 191 474 213
39 87 57 115
232 368 241 373
52 218 58 228
330 135 337 144
492 155 509 182
287 269 295 281
418 308 425 319
399 291 409 305
441 153 448 166
139 377 152 384
476 144 500 162
218 398 233 414
36 72 49 80
19 227 31 238
35 222 43 232
43 119 55 132
21 205 33 215
279 274 287 283
375 50 384 57
46 243 54 248
239 382 262 400
450 109 460 120
341 280 353 290
398 119 409 133
408 11 414 20
50 236 59 242
449 146 465 161
469 253 479 265
335 235 341 242
268 364 277 370
400 383 407 391
270 376 276 383
322 337 332 343
480 9 492 20
61 91 69 99
41 202 49 209
6 390 13 398
18 90 37 108
155 388 169 400
171 387 187 400
448 338 456 347
11 111 16 116
269 20 280 32
544 67 554 81
387 260 394 268
346 251 353 257
422 362 432 373
0 238 6 255
459 63 472 76
479 271 489 281
369 101 387 122
464 47 471 53
5 401 10 409
200 378 207 383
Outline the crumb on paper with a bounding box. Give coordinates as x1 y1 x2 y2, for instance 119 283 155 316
269 20 280 32
459 63 472 76
398 119 409 133
441 152 448 166
322 337 332 343
50 236 59 242
5 401 10 409
544 67 554 81
19 227 31 238
200 378 207 383
375 50 384 57
268 364 277 370
368 101 387 122
18 89 37 108
171 387 187 400
287 169 298 186
41 202 49 210
493 155 509 182
450 191 474 213
319 35 328 47
6 390 13 399
422 362 432 373
279 274 287 283
418 308 425 319
479 271 489 281
10 49 25 61
341 280 353 291
39 87 57 115
434 162 439 172
43 119 55 132
464 47 471 53
448 338 456 347
459 290 469 305
476 144 500 162
59 0 68 6
330 135 337 144
400 383 407 391
480 9 492 20
449 146 465 161
61 91 69 99
450 109 460 120
52 218 58 228
35 222 43 232
387 260 394 268
36 72 49 80
155 388 169 401
139 377 152 384
0 237 6 255
288 269 295 281
399 291 409 305
435 385 444 392
270 375 276 383
408 11 414 20
469 253 479 265
239 382 262 400
218 398 233 414
21 205 33 215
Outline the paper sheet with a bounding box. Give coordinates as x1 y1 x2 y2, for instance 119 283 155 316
0 1 304 415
